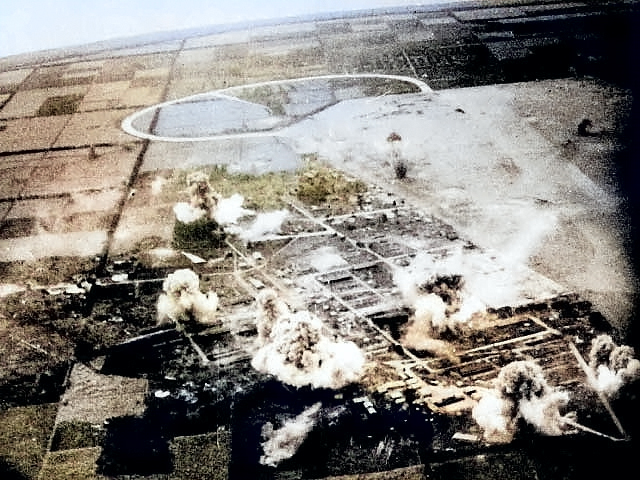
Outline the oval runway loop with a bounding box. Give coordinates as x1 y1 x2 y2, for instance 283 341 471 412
121 73 432 142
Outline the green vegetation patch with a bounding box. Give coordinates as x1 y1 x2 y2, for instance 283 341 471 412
362 77 421 96
327 77 421 97
0 403 58 479
145 161 367 255
158 164 296 211
160 161 368 213
295 161 367 207
37 94 84 116
169 430 230 480
38 447 102 480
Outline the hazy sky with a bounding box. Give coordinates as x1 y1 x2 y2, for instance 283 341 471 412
0 1 460 58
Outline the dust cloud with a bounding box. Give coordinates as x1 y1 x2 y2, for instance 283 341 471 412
588 334 640 398
251 289 365 389
472 360 575 443
156 268 219 326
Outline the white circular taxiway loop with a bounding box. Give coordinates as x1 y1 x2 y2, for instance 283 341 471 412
121 73 432 143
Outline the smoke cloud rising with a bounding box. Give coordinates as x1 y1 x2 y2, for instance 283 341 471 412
393 252 485 353
214 193 255 226
172 171 253 225
173 171 219 223
255 289 290 348
251 289 365 389
156 269 219 326
237 209 289 244
588 334 640 397
260 403 322 467
472 360 574 443
173 202 206 224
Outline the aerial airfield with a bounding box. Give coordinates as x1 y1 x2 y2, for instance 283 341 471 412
0 1 639 479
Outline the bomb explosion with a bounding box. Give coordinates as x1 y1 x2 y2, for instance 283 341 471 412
472 360 575 442
588 335 640 398
156 268 219 326
251 289 366 390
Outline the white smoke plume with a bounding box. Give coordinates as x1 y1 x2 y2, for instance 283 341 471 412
398 293 457 358
260 403 321 467
173 171 253 225
308 246 349 272
588 334 616 370
255 289 291 347
187 171 219 214
588 334 640 397
393 252 485 351
236 209 289 244
173 202 207 223
173 171 217 224
251 289 365 389
156 269 219 326
214 193 255 225
472 360 575 443
471 390 515 443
